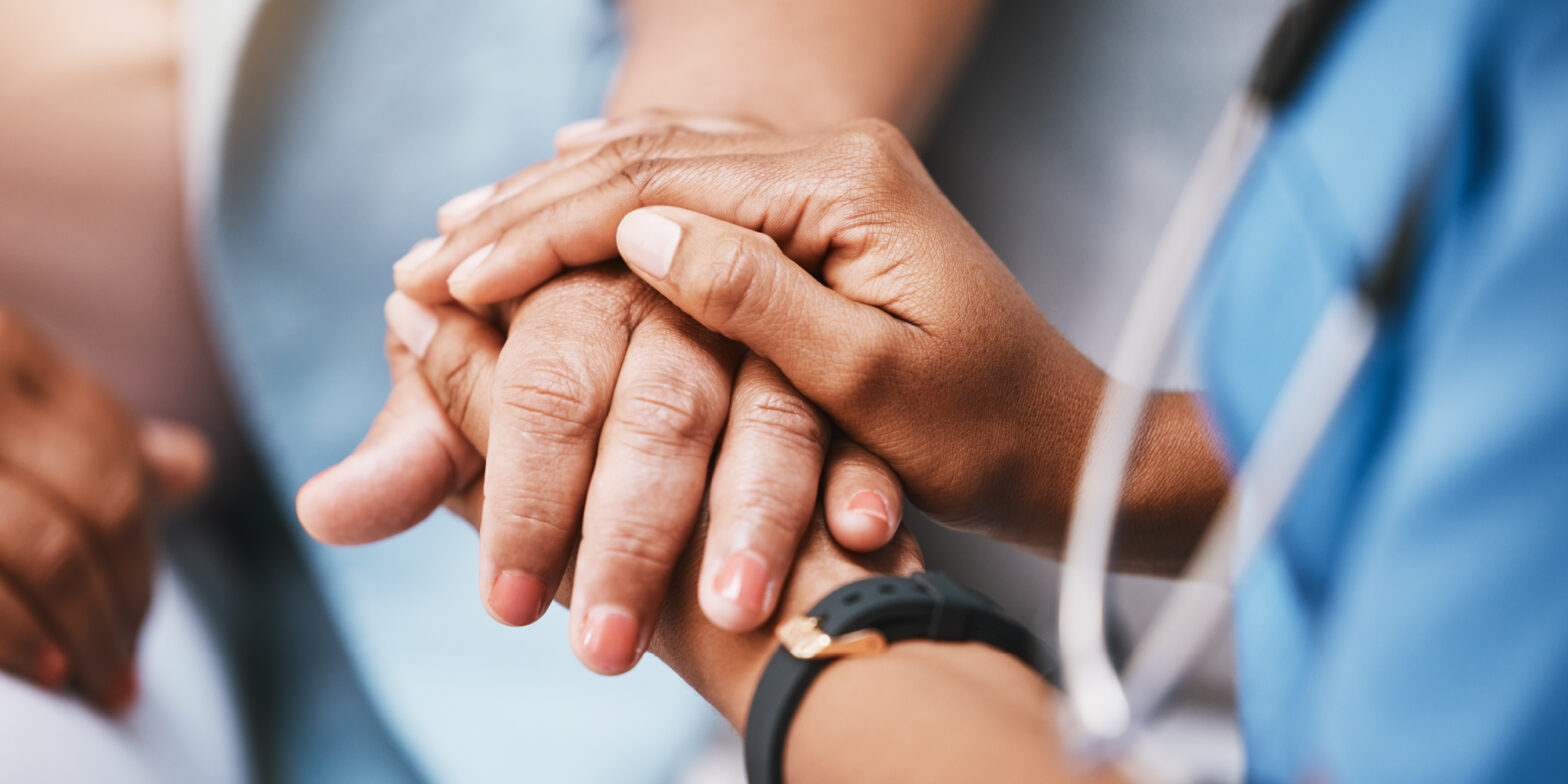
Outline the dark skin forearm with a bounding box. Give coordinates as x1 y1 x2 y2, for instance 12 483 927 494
642 515 1126 784
612 0 991 138
786 641 1129 784
1017 374 1230 576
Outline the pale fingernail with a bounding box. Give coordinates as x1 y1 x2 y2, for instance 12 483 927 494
446 242 496 286
848 490 894 531
437 183 497 225
617 210 681 279
487 570 548 627
554 117 610 148
582 605 642 674
35 646 69 691
393 237 444 275
384 292 439 359
714 550 772 616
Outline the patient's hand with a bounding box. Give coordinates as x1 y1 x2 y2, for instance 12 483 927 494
0 307 209 710
298 263 904 674
385 116 1226 570
307 295 924 722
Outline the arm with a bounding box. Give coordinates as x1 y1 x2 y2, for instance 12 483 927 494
393 299 1126 783
611 0 990 138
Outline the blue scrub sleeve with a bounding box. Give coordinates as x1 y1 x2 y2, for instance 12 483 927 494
1308 10 1568 781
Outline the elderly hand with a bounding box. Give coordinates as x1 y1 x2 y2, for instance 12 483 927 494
393 117 1227 570
332 296 926 723
0 307 210 710
298 117 907 675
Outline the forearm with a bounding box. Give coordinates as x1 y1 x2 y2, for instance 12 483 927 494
1010 344 1229 575
610 0 990 137
785 640 1126 784
654 563 1122 782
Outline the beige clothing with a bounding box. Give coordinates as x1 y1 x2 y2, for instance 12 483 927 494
0 0 235 450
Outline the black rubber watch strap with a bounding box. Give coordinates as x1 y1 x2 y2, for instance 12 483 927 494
743 573 1057 784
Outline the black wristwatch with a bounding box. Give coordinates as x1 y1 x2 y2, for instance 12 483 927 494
743 573 1058 784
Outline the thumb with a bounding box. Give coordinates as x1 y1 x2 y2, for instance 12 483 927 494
615 206 893 399
296 328 484 546
138 419 212 507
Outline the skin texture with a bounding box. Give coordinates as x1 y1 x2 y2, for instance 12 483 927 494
419 118 1231 571
299 0 992 676
0 308 209 711
386 284 1124 784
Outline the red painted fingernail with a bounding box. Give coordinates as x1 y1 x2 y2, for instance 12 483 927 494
488 571 548 627
35 646 69 691
715 550 771 616
582 605 641 674
848 490 892 530
106 665 139 714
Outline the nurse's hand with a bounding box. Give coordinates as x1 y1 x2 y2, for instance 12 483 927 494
407 118 1225 564
298 265 904 674
0 308 210 710
397 118 1092 545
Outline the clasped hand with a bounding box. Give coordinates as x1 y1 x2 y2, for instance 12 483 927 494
300 113 1111 683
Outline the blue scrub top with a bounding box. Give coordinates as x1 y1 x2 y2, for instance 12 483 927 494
1195 0 1568 781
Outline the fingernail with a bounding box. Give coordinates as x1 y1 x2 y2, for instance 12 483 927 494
384 292 439 359
446 242 496 286
437 183 497 225
714 550 772 616
487 570 548 627
35 646 69 691
393 237 444 275
848 490 893 531
554 117 610 148
617 210 680 279
106 665 139 714
582 605 642 674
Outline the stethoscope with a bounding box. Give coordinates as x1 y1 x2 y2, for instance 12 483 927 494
1052 0 1425 779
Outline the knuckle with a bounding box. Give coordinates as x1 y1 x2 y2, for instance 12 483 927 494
615 375 722 457
731 390 828 453
603 131 672 168
617 158 670 204
703 233 773 327
832 119 909 166
592 518 684 578
495 362 600 445
728 479 813 543
824 119 914 199
434 348 483 421
486 493 578 544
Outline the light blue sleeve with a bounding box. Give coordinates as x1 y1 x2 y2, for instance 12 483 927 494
1310 7 1568 781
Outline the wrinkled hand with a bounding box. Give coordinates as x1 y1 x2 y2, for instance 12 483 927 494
377 116 1109 551
300 112 912 675
299 266 903 675
323 297 926 723
0 308 210 710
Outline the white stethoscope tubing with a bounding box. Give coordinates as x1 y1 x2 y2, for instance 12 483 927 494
1055 90 1381 780
1056 93 1270 755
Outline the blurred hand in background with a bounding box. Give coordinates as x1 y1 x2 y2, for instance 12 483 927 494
0 306 209 711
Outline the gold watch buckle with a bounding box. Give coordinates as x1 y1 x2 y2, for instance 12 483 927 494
775 616 888 660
